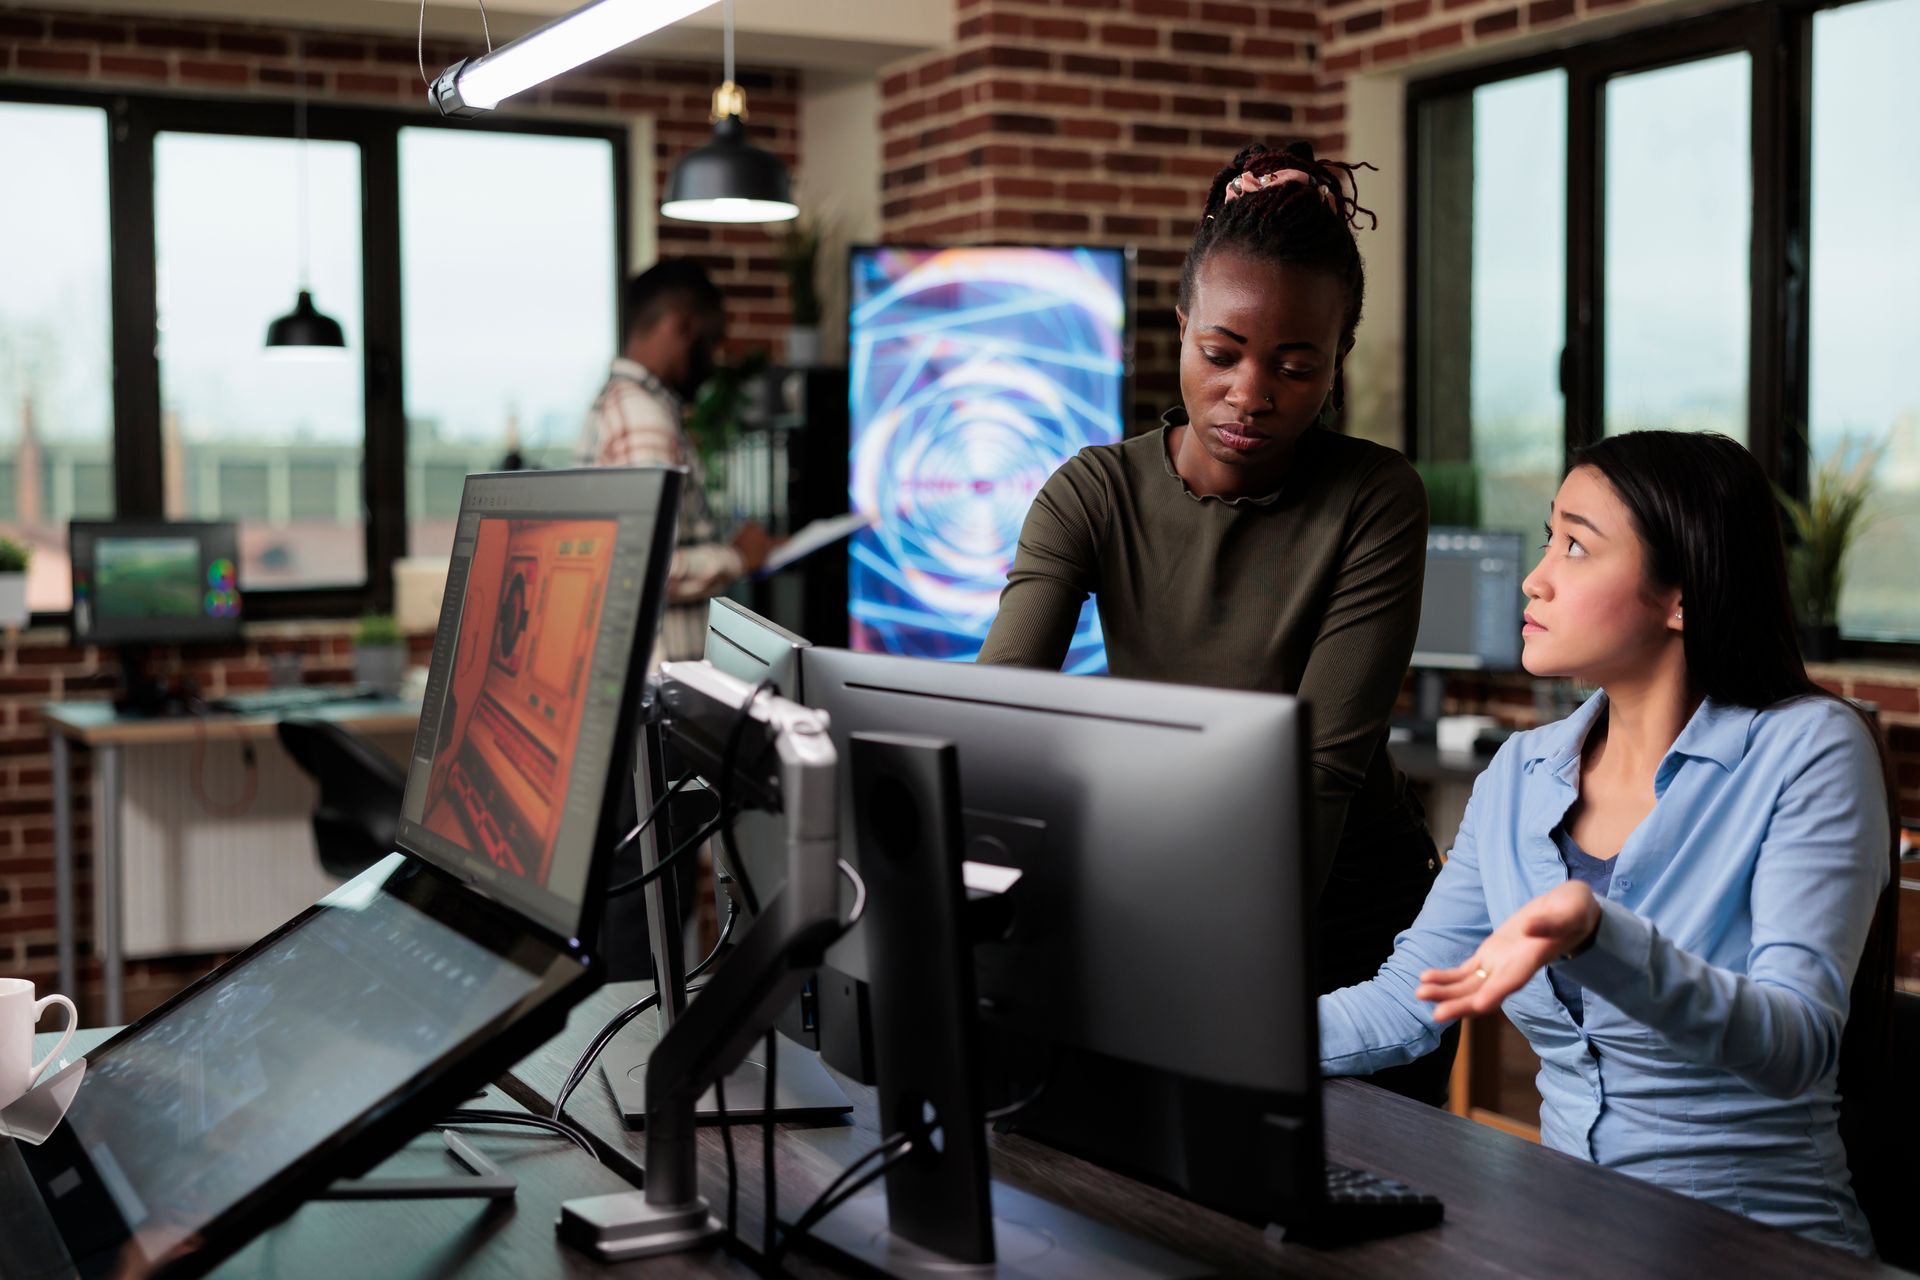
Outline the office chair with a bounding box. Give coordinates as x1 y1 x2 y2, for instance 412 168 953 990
277 717 407 881
1871 988 1920 1269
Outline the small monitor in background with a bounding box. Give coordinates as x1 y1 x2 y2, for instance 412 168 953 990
69 520 245 715
69 519 244 647
1406 528 1528 728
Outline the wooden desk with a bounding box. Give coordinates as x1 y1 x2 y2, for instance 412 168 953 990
30 1029 752 1280
43 697 422 1025
503 983 1902 1280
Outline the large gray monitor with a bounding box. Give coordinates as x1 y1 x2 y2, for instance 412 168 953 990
800 648 1316 1099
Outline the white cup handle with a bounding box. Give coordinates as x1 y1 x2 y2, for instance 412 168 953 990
28 995 77 1082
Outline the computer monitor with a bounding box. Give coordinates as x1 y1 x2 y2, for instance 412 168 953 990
6 467 681 1280
68 520 246 714
798 648 1323 1224
1407 528 1527 726
68 520 244 646
846 244 1130 671
1411 527 1526 671
704 596 807 698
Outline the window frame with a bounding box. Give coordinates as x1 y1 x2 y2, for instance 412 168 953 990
0 83 630 624
1405 0 1920 659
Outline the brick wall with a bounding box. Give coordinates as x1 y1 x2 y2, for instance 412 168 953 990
875 0 1323 426
0 4 803 357
1311 0 1660 153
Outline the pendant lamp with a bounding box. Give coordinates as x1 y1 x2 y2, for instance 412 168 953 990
661 0 797 224
266 35 346 356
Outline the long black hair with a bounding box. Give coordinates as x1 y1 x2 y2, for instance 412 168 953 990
1573 429 1898 1225
1180 140 1376 353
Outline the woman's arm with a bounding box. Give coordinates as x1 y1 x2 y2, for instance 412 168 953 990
1319 761 1495 1075
1423 706 1889 1099
1294 454 1428 891
977 458 1105 669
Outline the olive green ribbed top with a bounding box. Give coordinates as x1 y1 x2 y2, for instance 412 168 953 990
977 415 1429 891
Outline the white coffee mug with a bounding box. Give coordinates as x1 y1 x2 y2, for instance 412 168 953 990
0 977 77 1110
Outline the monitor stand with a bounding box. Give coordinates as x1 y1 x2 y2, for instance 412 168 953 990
317 1130 515 1200
598 1027 850 1127
802 734 1205 1280
112 644 187 718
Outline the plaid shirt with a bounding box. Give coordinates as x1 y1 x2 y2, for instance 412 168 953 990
577 358 740 662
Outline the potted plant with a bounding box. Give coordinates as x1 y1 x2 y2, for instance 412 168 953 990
0 536 30 629
1413 460 1482 529
779 217 826 367
1778 436 1881 663
685 348 771 496
353 613 406 697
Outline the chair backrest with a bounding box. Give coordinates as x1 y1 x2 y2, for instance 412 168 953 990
1858 987 1920 1269
276 717 407 881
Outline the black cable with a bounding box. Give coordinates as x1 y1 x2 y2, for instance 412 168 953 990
770 1136 915 1269
985 1074 1051 1123
552 980 718 1121
438 1108 597 1161
688 899 737 983
604 811 727 898
548 896 740 1122
716 1074 738 1242
609 770 695 863
762 1027 778 1265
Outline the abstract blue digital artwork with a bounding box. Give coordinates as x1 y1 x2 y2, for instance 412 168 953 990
848 246 1128 672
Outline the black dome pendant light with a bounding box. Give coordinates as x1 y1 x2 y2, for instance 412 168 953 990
660 0 797 224
265 35 347 355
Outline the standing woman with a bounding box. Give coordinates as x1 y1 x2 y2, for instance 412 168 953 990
1320 431 1899 1253
979 140 1454 1103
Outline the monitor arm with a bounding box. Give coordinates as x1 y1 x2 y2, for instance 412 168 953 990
557 661 842 1260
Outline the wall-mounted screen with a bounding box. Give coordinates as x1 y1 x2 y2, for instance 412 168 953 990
848 245 1129 672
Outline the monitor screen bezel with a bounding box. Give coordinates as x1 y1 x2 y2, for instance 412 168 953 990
68 520 246 647
393 466 683 946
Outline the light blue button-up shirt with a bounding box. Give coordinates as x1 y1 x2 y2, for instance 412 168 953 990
1321 692 1889 1255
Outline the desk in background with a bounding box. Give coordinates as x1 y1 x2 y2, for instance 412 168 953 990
44 698 422 1026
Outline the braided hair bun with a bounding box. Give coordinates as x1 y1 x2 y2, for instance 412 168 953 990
1180 139 1377 348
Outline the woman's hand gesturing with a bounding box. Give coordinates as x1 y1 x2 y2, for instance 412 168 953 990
1416 881 1601 1024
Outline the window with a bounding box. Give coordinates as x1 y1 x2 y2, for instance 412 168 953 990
155 131 367 590
1414 70 1565 533
0 87 627 619
398 128 618 558
0 102 113 612
1809 0 1920 641
1602 54 1750 440
1410 0 1920 645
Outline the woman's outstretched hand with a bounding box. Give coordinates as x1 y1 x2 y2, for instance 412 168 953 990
1417 881 1601 1024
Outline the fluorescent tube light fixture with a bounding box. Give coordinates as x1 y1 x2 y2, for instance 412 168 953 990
430 0 717 116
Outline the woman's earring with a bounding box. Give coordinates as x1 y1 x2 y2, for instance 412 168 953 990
1315 396 1336 429
1674 608 1683 622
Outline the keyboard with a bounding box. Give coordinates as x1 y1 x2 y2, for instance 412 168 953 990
1270 1162 1444 1247
208 684 379 717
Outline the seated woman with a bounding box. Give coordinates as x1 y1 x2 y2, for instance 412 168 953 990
980 141 1454 1104
1320 430 1898 1254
